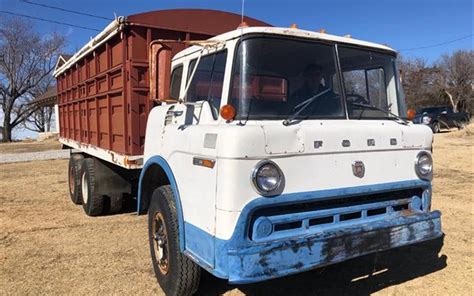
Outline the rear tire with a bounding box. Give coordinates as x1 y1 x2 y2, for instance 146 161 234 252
432 121 440 133
108 194 123 214
457 120 467 130
68 154 84 205
81 158 104 216
148 186 201 296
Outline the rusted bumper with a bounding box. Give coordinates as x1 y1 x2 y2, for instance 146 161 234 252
226 211 442 284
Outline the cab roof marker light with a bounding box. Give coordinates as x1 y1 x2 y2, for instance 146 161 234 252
290 23 298 29
237 21 249 29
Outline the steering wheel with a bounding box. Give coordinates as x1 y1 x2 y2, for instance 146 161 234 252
346 93 368 105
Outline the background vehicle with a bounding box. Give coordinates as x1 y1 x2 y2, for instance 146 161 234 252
413 106 470 133
55 9 443 296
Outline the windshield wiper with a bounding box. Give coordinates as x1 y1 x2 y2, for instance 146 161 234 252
348 102 409 125
283 89 331 126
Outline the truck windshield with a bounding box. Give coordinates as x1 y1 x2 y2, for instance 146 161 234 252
229 37 344 120
229 36 406 121
338 46 403 119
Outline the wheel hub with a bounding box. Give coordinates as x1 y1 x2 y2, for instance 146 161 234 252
81 172 89 204
152 212 169 274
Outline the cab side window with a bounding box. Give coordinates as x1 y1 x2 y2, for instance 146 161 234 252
186 51 227 117
169 65 183 100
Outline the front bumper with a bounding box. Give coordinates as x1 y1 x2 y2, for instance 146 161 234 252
226 210 442 283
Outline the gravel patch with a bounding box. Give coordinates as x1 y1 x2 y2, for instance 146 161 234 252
0 149 69 164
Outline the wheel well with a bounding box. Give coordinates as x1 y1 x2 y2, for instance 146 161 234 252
139 164 171 214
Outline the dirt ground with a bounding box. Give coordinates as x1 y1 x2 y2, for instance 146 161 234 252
0 137 62 154
1 127 472 295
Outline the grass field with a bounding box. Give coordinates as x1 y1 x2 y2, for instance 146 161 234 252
1 127 472 295
0 137 62 154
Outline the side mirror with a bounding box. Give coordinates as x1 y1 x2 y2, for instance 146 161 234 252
149 41 172 102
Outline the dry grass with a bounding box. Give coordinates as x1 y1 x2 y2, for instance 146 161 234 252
0 129 472 295
0 137 62 154
447 122 474 138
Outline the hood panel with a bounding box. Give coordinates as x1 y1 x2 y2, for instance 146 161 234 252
262 125 305 154
217 120 432 159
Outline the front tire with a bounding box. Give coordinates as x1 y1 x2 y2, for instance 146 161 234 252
81 158 104 216
148 186 201 296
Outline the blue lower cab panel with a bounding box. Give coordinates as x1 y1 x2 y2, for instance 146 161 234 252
183 180 442 283
225 211 442 283
185 211 442 284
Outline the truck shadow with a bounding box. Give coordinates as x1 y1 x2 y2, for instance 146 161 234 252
197 237 446 296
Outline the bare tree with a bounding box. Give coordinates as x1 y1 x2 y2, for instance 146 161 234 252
435 50 474 113
24 106 55 133
23 76 56 133
398 57 437 109
0 17 65 142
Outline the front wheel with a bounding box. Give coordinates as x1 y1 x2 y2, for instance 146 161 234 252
148 186 201 296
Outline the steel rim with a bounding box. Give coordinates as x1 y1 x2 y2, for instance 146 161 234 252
81 172 89 204
152 211 169 275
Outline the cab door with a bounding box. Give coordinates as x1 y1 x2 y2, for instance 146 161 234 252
160 50 227 267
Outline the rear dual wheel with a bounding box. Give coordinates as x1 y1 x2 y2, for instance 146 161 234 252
80 158 104 216
68 154 84 204
69 155 125 216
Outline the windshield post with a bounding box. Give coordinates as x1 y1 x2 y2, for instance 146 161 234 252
334 44 349 119
394 60 408 118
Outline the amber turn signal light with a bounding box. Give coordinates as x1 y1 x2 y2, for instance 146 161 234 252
407 108 416 120
220 104 236 121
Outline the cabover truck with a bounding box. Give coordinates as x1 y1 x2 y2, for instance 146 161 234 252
55 9 443 296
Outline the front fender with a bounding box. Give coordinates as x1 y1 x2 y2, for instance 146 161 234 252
138 156 186 251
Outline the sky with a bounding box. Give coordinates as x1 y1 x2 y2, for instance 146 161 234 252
0 0 472 139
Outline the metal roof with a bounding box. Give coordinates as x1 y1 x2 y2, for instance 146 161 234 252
28 87 57 107
174 27 397 60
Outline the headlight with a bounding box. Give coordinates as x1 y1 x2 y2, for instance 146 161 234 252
422 116 432 124
251 160 285 196
415 151 433 180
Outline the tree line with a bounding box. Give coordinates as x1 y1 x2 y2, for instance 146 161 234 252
1 17 473 142
398 50 473 114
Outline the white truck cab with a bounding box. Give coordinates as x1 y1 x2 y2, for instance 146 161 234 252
139 27 442 294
